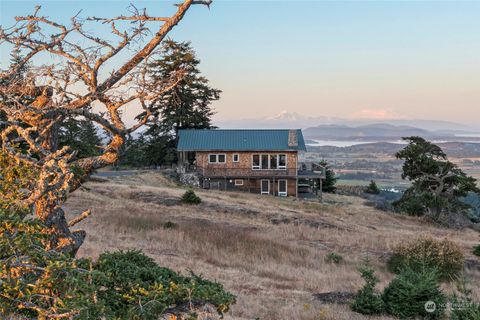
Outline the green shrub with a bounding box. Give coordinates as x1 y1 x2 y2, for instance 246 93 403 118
387 236 464 280
450 277 480 320
0 207 235 320
382 266 446 319
325 252 343 264
92 250 235 319
351 265 385 315
181 189 202 205
473 244 480 257
365 180 381 195
0 209 103 319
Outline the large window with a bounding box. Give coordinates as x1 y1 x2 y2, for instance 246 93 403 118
261 155 269 169
252 155 260 169
270 155 278 169
278 154 286 169
252 154 287 170
208 154 226 164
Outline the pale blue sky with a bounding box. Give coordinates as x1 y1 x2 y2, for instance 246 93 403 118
1 1 479 125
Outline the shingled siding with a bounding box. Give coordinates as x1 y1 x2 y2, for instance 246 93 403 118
195 151 298 176
194 151 298 196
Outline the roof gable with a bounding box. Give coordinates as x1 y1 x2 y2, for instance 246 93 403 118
177 129 307 152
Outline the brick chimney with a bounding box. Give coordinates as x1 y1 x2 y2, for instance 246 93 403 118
288 129 298 147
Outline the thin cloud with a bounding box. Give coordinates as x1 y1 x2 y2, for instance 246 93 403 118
350 109 408 120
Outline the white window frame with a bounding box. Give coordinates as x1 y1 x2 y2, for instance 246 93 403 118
278 154 287 169
233 154 240 163
251 154 288 170
252 154 260 170
234 179 244 186
208 154 226 164
261 179 270 195
278 179 287 197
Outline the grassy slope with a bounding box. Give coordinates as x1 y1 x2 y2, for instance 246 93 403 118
65 171 480 320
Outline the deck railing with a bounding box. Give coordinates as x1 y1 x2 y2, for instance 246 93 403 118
180 163 325 179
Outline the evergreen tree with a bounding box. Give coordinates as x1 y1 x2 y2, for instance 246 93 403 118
365 180 381 195
137 40 220 165
119 135 148 167
320 160 337 193
394 136 480 220
0 49 31 132
58 117 103 158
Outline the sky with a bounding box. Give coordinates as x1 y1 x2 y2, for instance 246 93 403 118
1 0 480 127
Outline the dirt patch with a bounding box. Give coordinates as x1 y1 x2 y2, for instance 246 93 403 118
129 191 181 206
201 202 260 217
270 216 345 230
313 291 355 304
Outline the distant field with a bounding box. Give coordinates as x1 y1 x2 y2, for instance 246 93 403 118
337 178 410 190
66 171 480 320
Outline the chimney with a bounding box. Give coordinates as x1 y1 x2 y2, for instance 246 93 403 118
288 129 298 147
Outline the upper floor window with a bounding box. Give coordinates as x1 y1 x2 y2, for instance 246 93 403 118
252 154 287 170
233 154 240 162
209 154 226 163
252 155 260 169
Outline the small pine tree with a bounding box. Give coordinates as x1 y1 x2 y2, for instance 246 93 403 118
181 189 202 205
365 180 381 195
351 265 385 315
382 265 446 319
320 160 337 193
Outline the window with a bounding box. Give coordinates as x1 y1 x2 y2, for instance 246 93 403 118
270 154 278 169
252 154 287 170
252 154 260 169
278 154 287 169
209 154 216 163
234 179 244 186
278 180 287 196
208 154 226 163
233 154 239 162
261 154 269 169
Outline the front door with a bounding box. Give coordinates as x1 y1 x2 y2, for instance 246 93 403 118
261 179 270 195
278 180 287 197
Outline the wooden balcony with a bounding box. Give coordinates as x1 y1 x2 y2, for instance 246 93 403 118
181 164 325 179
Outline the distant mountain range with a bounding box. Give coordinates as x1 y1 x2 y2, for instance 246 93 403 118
215 111 477 133
304 123 434 140
215 111 480 143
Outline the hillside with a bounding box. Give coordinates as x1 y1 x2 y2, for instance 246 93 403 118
308 141 480 158
303 123 438 140
65 171 480 320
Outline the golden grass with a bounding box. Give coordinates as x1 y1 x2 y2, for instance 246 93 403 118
65 171 480 320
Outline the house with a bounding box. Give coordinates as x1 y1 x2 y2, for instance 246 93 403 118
177 129 325 197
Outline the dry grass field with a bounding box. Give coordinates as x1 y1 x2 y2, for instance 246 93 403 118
65 171 480 320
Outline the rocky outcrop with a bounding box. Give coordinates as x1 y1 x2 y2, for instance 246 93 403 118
179 172 201 188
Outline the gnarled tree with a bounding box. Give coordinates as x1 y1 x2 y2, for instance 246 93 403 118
0 0 213 255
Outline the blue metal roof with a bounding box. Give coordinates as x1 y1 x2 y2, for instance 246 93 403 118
177 129 306 152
